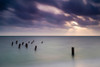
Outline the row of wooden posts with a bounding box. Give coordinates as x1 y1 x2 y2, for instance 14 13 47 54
11 40 43 51
11 40 75 57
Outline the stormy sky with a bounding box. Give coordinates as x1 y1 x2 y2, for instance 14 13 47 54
0 0 100 36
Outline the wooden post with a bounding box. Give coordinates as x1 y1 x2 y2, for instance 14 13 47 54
71 47 75 57
34 45 37 51
28 41 30 43
41 41 43 44
16 40 18 44
31 40 34 44
22 42 24 45
18 44 21 49
11 42 13 46
25 43 28 48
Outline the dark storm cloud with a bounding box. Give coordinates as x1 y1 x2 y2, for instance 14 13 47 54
35 0 57 6
0 16 33 28
0 0 100 15
90 15 100 21
0 0 66 28
0 0 39 28
10 0 38 20
0 0 100 29
0 0 10 11
90 0 100 3
62 0 100 15
76 18 99 26
39 11 65 24
0 0 38 19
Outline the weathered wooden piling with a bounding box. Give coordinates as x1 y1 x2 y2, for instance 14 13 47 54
16 40 18 44
34 45 37 51
18 44 21 49
25 43 28 48
71 47 75 57
31 40 34 44
41 41 43 44
28 41 30 43
11 42 13 46
22 42 24 45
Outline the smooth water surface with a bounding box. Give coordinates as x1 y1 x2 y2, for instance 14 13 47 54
0 36 100 67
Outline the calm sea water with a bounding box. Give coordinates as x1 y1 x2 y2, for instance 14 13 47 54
0 36 100 67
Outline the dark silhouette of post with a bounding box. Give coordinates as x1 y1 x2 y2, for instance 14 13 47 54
22 42 24 45
25 43 28 48
16 40 18 44
18 44 21 49
34 45 37 51
31 40 34 44
41 41 43 44
11 42 13 46
71 47 75 57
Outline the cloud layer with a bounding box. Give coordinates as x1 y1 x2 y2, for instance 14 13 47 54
0 0 100 35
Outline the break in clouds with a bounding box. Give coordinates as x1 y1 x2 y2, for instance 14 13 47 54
0 0 100 35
